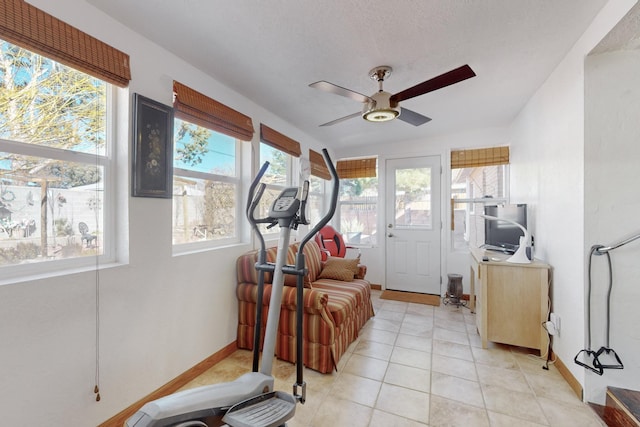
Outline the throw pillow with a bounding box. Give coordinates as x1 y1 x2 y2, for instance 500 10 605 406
317 257 360 281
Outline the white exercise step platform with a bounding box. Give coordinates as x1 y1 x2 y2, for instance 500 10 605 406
222 391 296 427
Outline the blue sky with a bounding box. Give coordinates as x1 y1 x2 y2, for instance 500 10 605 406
174 122 236 175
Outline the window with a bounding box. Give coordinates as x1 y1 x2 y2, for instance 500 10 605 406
172 82 254 248
337 158 378 246
306 149 329 227
258 142 295 230
307 175 326 227
258 124 301 233
172 119 241 245
0 38 116 272
450 147 509 250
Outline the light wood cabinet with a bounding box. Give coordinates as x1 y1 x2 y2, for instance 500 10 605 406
469 247 550 355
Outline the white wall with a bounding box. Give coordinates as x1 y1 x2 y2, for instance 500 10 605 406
508 0 637 403
0 1 327 425
584 49 640 403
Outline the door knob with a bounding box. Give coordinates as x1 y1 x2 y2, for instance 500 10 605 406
388 233 394 237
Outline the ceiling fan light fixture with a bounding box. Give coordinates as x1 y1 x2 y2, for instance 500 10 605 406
363 108 399 122
362 91 400 122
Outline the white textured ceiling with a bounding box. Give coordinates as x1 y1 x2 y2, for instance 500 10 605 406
591 2 640 54
87 0 611 149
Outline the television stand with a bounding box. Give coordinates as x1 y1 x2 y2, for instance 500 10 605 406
469 247 550 355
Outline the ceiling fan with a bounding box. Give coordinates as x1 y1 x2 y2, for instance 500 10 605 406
309 64 476 127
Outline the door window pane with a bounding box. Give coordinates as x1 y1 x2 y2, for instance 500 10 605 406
394 167 432 228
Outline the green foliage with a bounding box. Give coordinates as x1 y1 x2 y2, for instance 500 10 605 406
395 168 431 194
267 149 287 178
43 163 101 189
0 40 105 187
54 218 73 236
340 178 376 198
175 121 212 166
258 145 289 186
202 181 235 235
0 242 40 265
0 42 106 149
59 242 86 258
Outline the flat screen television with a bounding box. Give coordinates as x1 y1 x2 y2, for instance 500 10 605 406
483 204 527 254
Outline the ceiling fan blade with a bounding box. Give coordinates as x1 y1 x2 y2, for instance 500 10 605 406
397 107 432 126
309 81 373 104
319 112 361 127
390 65 476 103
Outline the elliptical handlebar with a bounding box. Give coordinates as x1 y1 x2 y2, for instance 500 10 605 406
246 161 271 255
246 149 339 251
247 161 270 211
298 149 339 251
246 161 270 222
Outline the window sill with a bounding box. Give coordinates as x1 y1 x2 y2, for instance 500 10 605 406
172 240 249 257
0 260 126 287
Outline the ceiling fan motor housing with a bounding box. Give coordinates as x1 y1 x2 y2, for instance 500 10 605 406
362 91 400 122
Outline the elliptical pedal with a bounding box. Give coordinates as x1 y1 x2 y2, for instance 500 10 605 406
222 391 296 427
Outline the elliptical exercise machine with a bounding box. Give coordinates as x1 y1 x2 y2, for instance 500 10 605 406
126 149 339 427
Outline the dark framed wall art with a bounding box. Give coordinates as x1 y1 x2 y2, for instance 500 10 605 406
132 93 174 198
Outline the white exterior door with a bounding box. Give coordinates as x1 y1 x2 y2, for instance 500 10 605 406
385 156 441 294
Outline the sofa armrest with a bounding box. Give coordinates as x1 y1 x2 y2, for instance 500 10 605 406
356 264 367 280
237 282 329 313
281 286 329 313
237 282 267 304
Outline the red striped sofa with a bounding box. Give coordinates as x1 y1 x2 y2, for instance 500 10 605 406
236 239 374 373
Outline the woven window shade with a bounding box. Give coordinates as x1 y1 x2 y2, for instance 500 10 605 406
337 158 377 179
0 0 131 87
260 124 301 157
173 81 254 141
450 146 509 169
309 149 330 180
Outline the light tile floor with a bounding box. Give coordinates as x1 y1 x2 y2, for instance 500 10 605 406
182 290 605 426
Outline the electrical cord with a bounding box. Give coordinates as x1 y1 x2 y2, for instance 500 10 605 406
531 277 556 369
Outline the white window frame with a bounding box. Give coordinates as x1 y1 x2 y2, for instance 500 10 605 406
450 164 509 252
0 86 117 282
172 122 243 253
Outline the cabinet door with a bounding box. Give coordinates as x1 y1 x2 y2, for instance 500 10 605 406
486 266 544 349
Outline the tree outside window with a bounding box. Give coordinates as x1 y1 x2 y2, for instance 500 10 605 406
0 39 109 267
258 143 294 234
172 118 240 245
